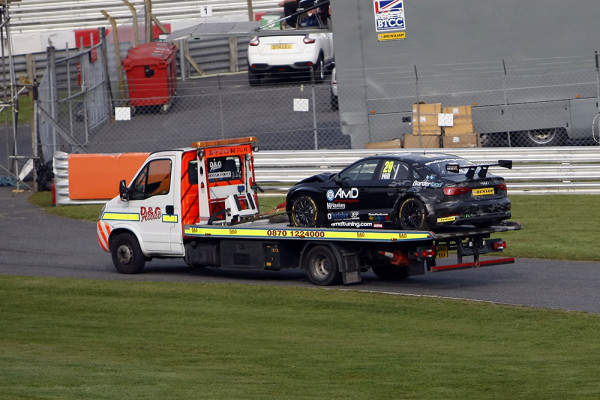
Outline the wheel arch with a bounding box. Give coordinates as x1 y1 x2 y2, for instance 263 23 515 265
108 226 149 257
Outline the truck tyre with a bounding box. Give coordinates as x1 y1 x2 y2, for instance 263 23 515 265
398 197 429 230
512 128 567 147
304 245 341 286
290 194 324 227
371 265 409 280
110 232 146 274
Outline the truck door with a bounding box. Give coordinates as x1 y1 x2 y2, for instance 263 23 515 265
127 156 181 254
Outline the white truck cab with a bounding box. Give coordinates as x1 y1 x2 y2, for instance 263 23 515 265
97 137 260 273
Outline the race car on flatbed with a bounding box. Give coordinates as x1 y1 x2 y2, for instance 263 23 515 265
98 138 521 286
286 153 512 231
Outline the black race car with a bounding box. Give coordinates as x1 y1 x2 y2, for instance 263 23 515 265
285 153 512 231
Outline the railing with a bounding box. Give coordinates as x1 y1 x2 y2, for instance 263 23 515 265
253 147 600 195
53 147 600 205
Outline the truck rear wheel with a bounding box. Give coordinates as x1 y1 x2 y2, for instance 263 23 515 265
304 245 341 286
110 232 146 274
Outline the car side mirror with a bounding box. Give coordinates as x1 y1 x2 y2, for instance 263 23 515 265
498 160 513 169
119 180 130 201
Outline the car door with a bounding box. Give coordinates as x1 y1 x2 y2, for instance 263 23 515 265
127 156 180 254
364 159 412 226
324 158 380 227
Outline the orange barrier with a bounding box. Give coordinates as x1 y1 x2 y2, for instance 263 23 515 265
68 153 149 200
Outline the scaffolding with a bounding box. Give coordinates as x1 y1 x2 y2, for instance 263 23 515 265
1 0 33 191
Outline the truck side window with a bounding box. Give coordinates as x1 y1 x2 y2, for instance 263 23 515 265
130 159 172 200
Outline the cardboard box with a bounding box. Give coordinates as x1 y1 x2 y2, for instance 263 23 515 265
412 114 442 135
443 105 472 117
365 139 402 149
403 134 441 148
444 120 474 135
443 133 480 148
413 103 442 115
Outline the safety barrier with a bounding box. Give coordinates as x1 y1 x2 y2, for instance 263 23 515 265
52 147 600 205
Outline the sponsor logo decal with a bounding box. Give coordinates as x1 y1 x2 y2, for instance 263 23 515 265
140 206 162 222
327 188 359 201
437 216 456 223
412 180 443 188
327 202 346 210
331 221 374 228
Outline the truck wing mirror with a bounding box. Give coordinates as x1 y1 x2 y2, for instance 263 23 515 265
119 180 130 201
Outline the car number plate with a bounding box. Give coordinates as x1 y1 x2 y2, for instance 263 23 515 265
271 44 293 50
436 245 448 259
472 187 495 196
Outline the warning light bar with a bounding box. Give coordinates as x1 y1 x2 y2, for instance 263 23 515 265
192 136 258 149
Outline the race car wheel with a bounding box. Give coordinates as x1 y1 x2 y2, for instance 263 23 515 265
290 194 323 227
398 197 429 230
304 245 341 286
110 232 146 274
371 265 409 280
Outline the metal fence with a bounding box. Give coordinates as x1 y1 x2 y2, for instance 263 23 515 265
52 147 600 205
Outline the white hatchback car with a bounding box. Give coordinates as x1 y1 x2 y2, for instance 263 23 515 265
247 32 334 85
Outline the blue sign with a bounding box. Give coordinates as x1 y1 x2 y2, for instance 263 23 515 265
373 0 405 33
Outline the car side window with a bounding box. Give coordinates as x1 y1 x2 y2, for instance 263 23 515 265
379 160 410 180
338 159 379 181
130 159 172 200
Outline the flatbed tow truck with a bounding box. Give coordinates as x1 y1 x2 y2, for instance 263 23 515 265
97 137 522 286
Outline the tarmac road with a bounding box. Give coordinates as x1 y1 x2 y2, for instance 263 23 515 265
2 186 600 314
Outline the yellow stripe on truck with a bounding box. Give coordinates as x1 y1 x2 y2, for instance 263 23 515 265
102 212 140 221
185 226 432 242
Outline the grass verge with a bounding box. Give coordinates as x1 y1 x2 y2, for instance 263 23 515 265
1 275 599 400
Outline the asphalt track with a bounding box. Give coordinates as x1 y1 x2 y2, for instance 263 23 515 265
1 186 600 314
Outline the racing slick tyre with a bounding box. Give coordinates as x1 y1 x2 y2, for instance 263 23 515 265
304 245 342 286
290 194 324 227
398 197 429 231
371 265 409 280
110 232 146 274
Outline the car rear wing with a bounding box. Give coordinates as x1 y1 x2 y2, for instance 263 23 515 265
445 160 512 179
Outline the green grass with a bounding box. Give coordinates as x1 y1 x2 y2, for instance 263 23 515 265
0 94 33 123
29 192 600 261
1 275 599 400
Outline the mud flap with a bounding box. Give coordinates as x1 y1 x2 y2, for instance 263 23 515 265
336 247 361 285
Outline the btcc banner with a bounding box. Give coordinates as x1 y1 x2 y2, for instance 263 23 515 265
373 0 406 41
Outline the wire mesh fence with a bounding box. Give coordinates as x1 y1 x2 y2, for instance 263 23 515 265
3 30 600 185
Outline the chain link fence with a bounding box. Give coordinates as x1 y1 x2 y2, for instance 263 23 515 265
3 30 600 187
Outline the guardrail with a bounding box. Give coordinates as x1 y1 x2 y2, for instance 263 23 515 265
53 147 600 205
253 147 600 195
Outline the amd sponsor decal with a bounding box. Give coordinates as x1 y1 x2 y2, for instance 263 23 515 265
327 188 359 201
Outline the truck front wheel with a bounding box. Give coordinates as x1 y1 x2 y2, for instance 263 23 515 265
110 233 146 274
304 245 341 286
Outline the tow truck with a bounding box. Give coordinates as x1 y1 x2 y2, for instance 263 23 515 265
97 137 522 285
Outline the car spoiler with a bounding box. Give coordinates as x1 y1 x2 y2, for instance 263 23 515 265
445 160 512 179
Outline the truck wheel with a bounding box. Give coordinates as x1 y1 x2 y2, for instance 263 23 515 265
110 233 146 274
304 245 341 285
290 194 323 227
398 197 429 230
512 128 567 147
371 265 409 280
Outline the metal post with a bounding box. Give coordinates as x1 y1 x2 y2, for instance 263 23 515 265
311 67 318 150
179 38 186 82
503 59 511 147
47 46 58 157
414 65 421 147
